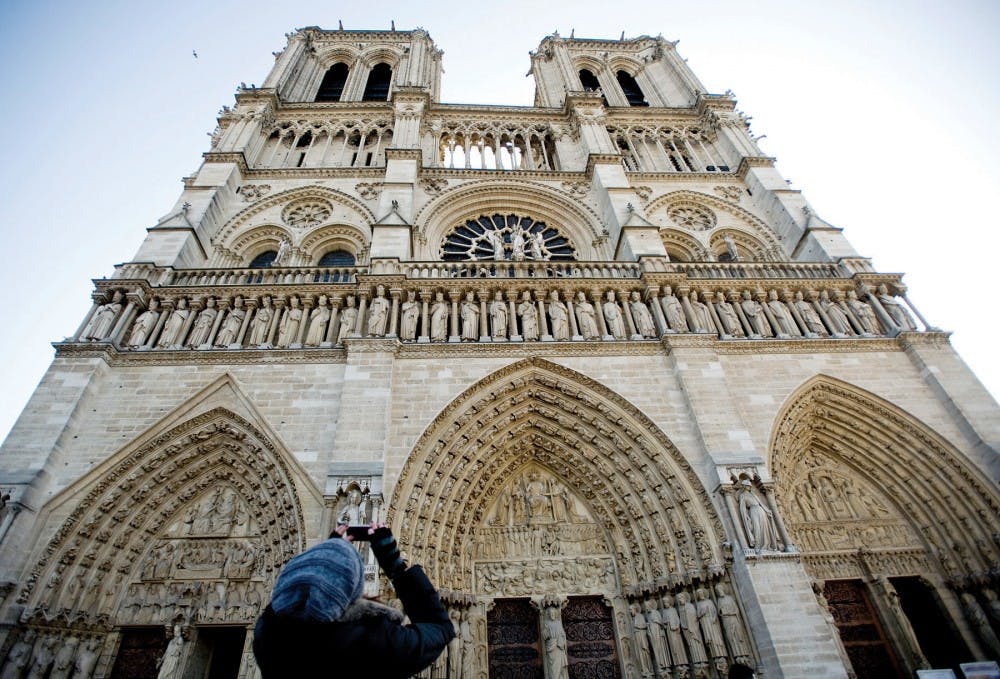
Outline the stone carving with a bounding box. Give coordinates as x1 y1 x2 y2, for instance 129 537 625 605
335 485 372 526
304 295 330 346
83 291 123 341
215 297 246 347
475 557 613 597
740 290 771 337
489 291 508 340
542 606 569 679
575 292 600 340
630 292 657 338
820 290 853 336
517 292 538 341
713 185 743 202
48 636 78 679
643 599 670 675
187 298 218 348
962 592 1000 656
338 296 358 343
1 629 35 679
548 291 569 340
716 583 752 662
737 477 779 552
156 625 185 679
72 638 100 679
366 286 390 337
660 286 688 332
794 291 827 336
510 225 526 262
282 199 332 228
430 292 448 342
239 184 271 202
276 296 302 347
460 292 479 341
631 604 655 678
561 180 589 197
689 293 715 334
668 204 715 231
677 591 708 670
766 290 798 337
715 292 745 337
25 635 57 679
529 230 547 261
400 291 419 342
248 296 273 346
485 229 504 260
696 587 727 671
602 292 627 339
846 290 878 335
660 594 688 672
127 299 160 348
274 238 291 266
355 182 382 200
419 178 448 195
877 284 916 330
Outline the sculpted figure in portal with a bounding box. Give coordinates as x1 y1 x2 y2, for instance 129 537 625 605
738 479 779 551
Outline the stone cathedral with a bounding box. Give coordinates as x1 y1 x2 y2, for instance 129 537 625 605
0 25 998 679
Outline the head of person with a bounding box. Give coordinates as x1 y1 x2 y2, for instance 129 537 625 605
269 537 364 622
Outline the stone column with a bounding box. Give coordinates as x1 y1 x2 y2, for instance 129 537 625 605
418 292 431 344
73 299 102 340
591 290 610 338
647 287 669 336
388 289 401 338
266 299 284 346
507 291 520 341
145 301 170 349
352 293 368 337
566 291 581 340
618 291 639 339
448 291 460 342
110 295 140 344
478 291 489 342
325 299 341 345
536 289 551 341
236 299 254 346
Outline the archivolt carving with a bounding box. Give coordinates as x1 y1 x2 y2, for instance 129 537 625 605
708 228 774 261
647 190 782 255
660 229 710 262
212 185 374 253
298 223 370 261
228 225 293 262
389 358 725 594
770 375 1000 585
413 180 605 258
16 408 308 627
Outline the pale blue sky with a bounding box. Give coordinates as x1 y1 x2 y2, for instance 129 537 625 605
0 0 997 441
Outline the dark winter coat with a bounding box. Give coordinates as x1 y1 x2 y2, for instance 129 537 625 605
253 565 454 678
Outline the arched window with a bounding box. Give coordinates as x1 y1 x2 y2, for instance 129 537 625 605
316 63 349 102
318 249 356 266
249 250 278 268
579 69 601 91
362 63 393 101
616 70 648 107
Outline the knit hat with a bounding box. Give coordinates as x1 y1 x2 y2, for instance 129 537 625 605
269 538 364 622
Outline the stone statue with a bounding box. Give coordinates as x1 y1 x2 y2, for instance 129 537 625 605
127 299 160 348
25 635 57 679
274 238 291 266
529 229 546 260
794 291 827 336
877 284 916 330
187 297 218 347
695 588 727 666
982 588 1000 625
767 290 798 337
277 296 303 347
661 594 689 671
83 290 124 341
215 297 246 347
518 291 539 340
489 291 508 339
630 292 657 338
575 292 600 340
367 286 390 337
70 638 100 679
689 292 715 334
460 609 479 679
304 295 330 346
542 607 569 679
461 292 479 341
248 296 273 346
510 225 526 262
430 292 448 342
644 600 671 675
677 591 708 668
660 286 688 332
715 292 745 337
961 592 1000 657
337 296 358 343
846 290 878 335
400 291 419 341
820 290 853 335
447 609 462 679
48 636 79 679
741 290 771 337
737 478 779 551
156 625 184 679
548 291 569 340
631 603 655 678
157 298 190 348
716 583 752 662
485 229 504 260
1 629 36 679
603 291 627 339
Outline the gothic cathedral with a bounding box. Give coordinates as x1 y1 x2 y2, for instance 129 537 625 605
1 26 998 679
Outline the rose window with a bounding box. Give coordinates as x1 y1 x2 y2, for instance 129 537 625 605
282 200 333 228
667 204 716 231
440 214 576 262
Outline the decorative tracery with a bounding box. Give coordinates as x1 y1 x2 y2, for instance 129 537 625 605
440 214 576 262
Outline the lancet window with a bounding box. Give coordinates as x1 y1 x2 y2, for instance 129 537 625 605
608 125 729 173
248 250 278 268
315 62 349 102
616 70 648 107
440 214 576 262
318 249 356 266
361 63 393 101
256 120 393 168
433 122 558 171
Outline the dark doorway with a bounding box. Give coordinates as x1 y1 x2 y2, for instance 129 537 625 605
110 628 168 679
563 596 621 678
891 577 971 672
824 579 904 679
488 598 543 679
186 626 246 679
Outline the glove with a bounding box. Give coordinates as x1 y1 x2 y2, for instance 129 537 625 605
370 527 407 579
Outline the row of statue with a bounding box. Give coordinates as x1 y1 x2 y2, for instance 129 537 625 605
138 538 261 581
80 282 921 349
0 631 101 679
475 557 615 596
629 583 753 679
120 578 269 625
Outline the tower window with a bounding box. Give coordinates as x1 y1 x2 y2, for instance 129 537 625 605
362 63 393 101
318 249 356 266
315 63 349 102
579 69 601 91
249 250 278 268
616 71 648 107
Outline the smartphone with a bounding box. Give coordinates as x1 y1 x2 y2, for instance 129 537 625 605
345 525 372 541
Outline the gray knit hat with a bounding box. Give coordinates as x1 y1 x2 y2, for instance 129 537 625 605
270 538 364 622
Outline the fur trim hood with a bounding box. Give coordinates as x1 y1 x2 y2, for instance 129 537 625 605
339 598 405 624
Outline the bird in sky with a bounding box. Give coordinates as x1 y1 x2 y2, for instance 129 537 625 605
192 50 198 59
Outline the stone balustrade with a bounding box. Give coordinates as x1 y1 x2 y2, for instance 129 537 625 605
664 261 844 280
73 270 933 352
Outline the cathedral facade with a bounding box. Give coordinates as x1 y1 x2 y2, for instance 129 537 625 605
0 26 998 679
